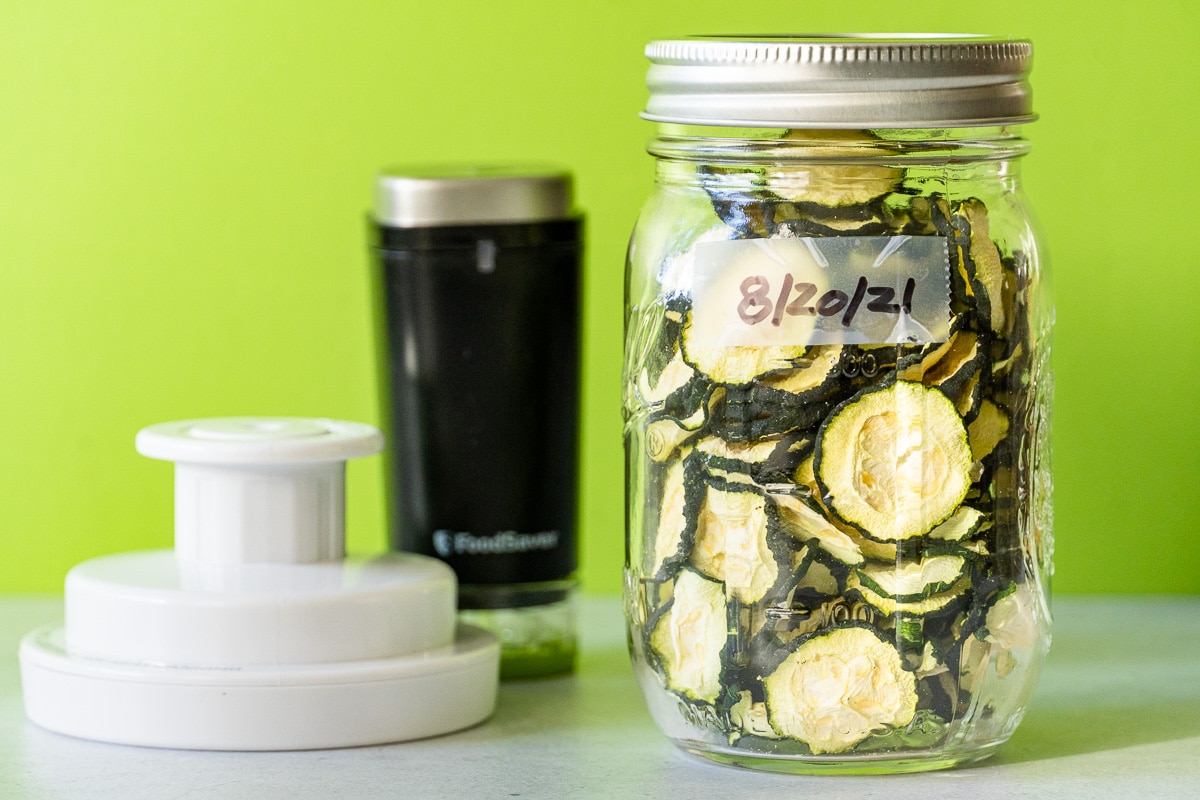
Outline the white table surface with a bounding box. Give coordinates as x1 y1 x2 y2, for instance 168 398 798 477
1 594 1198 799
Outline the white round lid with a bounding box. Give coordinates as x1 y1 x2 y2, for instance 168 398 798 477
64 551 458 666
20 623 499 750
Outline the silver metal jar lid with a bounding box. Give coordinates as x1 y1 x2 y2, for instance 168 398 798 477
373 165 574 228
643 35 1034 128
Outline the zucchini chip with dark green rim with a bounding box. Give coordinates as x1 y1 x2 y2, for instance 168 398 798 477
762 623 917 754
644 387 723 462
690 479 784 604
928 506 988 542
767 131 905 208
856 554 967 603
968 399 1011 462
694 435 784 476
709 385 839 444
704 347 843 443
848 572 972 617
648 567 729 703
638 346 697 407
816 380 974 542
771 491 865 567
681 311 810 387
955 198 1008 337
649 454 704 578
757 345 844 399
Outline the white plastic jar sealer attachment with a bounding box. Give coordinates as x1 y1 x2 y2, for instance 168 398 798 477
19 417 500 750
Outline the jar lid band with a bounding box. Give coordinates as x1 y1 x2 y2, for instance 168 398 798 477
643 35 1034 128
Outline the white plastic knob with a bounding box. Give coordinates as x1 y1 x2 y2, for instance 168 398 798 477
135 418 384 565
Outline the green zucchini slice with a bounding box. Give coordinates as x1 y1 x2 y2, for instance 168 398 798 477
792 453 819 496
896 322 983 396
729 690 779 741
757 345 844 399
956 198 1008 336
767 131 905 207
644 387 722 462
638 347 697 406
952 369 985 423
649 568 728 703
710 385 838 444
681 312 808 387
695 434 812 489
792 547 843 597
650 455 701 577
704 346 843 443
927 506 987 542
849 573 970 617
856 555 967 602
968 399 1010 462
691 482 780 604
978 582 1041 652
772 492 865 566
762 625 917 754
645 416 701 463
816 380 973 542
695 435 782 473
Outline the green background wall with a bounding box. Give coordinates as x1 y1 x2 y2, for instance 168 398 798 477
1 2 1197 595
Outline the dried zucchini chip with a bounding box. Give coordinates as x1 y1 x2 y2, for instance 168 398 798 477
755 434 816 486
772 491 865 566
896 321 983 387
792 453 819 495
927 506 988 542
695 435 781 471
851 531 903 562
681 311 808 386
952 369 986 423
645 387 722 462
956 198 1008 336
767 131 905 207
756 345 844 398
691 482 781 604
849 573 971 617
763 625 917 754
729 690 780 741
710 385 838 443
968 399 1011 462
816 380 973 541
774 215 890 238
792 547 843 597
856 555 967 602
693 434 811 489
925 330 985 397
638 346 696 406
700 345 842 443
633 295 689 395
650 455 703 577
977 582 1042 653
649 568 728 703
645 416 701 462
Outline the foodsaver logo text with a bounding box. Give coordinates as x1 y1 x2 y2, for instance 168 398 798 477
432 529 560 558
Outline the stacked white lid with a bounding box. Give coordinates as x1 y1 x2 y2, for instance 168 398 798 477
19 417 499 750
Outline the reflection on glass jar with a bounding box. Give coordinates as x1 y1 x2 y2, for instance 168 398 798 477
623 35 1053 774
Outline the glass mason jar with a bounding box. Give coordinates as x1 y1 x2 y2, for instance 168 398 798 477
623 36 1053 774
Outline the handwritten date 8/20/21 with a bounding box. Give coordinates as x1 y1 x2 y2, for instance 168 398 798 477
737 274 917 328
